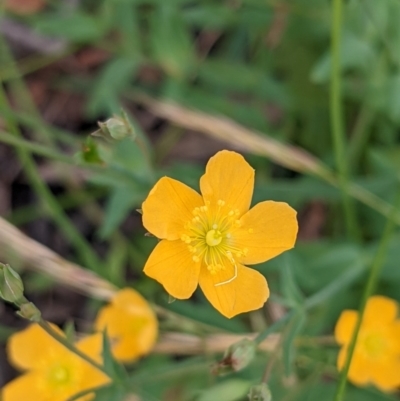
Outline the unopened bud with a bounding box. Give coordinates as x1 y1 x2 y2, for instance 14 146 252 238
0 264 24 303
212 338 256 375
94 113 135 141
248 383 272 401
17 302 41 322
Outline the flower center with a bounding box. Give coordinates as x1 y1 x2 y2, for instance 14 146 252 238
363 333 386 358
206 229 222 246
49 365 70 385
181 200 248 286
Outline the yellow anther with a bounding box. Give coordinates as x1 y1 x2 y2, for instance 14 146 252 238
217 200 225 206
181 234 191 243
193 255 200 262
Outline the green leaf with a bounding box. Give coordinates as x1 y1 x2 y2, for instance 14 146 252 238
94 385 126 401
282 308 305 376
310 31 376 83
34 13 104 42
87 58 139 117
150 4 195 78
196 379 251 401
99 186 142 239
101 330 129 382
279 253 304 307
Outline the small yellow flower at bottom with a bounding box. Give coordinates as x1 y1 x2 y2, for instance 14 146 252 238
142 150 298 318
2 323 110 401
335 295 400 392
94 288 158 363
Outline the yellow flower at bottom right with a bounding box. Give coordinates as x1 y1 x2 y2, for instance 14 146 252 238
335 295 400 392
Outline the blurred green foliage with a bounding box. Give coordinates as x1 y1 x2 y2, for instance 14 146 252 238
1 0 400 400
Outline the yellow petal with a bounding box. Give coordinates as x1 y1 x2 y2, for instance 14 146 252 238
337 346 371 386
200 151 254 216
343 349 370 387
111 288 156 313
142 177 203 240
7 323 66 371
363 295 399 325
79 362 111 396
334 310 357 345
372 358 400 392
2 372 45 401
95 288 158 362
392 321 400 353
233 201 298 265
144 240 201 299
76 333 104 364
198 262 269 318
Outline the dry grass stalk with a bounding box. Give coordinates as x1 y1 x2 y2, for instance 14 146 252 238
0 215 117 300
154 332 280 355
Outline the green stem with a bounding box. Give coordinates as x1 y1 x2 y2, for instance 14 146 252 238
38 319 109 376
333 188 400 401
330 0 360 241
0 130 72 163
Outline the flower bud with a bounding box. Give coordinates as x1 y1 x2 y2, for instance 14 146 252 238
94 113 135 141
0 263 24 303
248 383 272 401
212 338 256 375
17 302 41 322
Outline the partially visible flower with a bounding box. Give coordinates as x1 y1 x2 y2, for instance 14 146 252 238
142 150 298 318
335 295 400 392
3 323 110 401
94 288 158 363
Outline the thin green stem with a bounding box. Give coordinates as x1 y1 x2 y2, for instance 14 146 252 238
330 0 360 241
0 130 73 163
333 188 400 401
38 319 109 376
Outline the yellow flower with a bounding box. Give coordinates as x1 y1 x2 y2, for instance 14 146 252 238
95 288 158 363
2 323 110 401
335 295 400 392
142 150 298 318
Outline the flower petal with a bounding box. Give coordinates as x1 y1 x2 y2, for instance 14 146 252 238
7 323 65 371
144 240 201 299
363 295 398 324
200 150 254 216
142 177 203 240
373 358 400 392
233 201 298 265
337 347 370 386
334 310 357 345
76 333 104 364
2 372 45 401
198 262 269 318
95 288 158 362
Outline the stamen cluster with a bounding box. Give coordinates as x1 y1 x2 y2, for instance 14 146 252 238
180 200 248 283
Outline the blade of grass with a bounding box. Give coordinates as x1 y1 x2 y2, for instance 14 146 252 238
330 0 359 241
333 187 400 401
